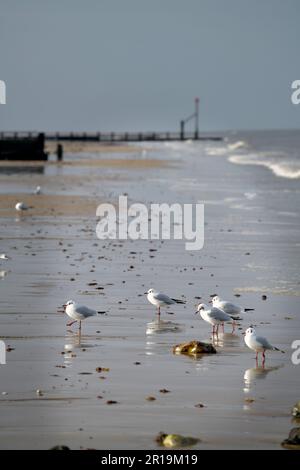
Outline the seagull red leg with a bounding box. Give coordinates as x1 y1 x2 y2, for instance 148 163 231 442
262 350 266 367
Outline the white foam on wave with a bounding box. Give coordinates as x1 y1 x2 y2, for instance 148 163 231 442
206 147 228 156
227 140 247 151
229 153 300 180
206 140 248 156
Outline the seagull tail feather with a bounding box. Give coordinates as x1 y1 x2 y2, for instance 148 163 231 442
230 315 242 321
274 347 285 353
171 298 186 304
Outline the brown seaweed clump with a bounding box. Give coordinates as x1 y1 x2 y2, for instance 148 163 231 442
292 401 300 419
281 428 300 450
173 340 217 356
156 432 200 448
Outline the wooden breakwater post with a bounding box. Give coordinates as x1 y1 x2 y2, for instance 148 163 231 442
0 132 48 160
56 143 63 161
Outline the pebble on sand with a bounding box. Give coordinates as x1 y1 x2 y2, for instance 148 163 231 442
96 367 110 373
146 396 156 401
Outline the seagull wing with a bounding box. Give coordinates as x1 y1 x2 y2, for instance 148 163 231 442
208 307 232 322
75 305 97 318
255 335 273 350
153 293 175 305
222 302 241 314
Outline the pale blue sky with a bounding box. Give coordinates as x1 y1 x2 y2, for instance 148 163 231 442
0 0 299 132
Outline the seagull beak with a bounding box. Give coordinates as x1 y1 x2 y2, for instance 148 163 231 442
242 332 246 336
194 311 198 315
208 300 212 304
144 292 148 295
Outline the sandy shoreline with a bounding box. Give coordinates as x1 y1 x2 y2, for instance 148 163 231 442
0 139 299 449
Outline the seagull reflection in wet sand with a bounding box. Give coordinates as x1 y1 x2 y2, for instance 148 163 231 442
243 365 283 392
146 317 183 335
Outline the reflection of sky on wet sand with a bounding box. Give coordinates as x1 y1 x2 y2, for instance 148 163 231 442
145 318 185 356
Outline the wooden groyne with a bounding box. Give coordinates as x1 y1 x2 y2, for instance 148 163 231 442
45 131 222 142
0 131 223 161
0 132 47 160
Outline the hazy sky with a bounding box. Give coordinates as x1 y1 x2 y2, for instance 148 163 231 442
0 0 300 132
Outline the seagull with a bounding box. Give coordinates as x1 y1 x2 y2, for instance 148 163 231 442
195 303 237 335
145 288 185 316
62 300 97 333
34 186 41 195
15 202 29 211
211 295 254 316
0 254 10 260
243 326 285 364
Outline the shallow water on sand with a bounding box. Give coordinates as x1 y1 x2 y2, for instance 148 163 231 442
0 135 299 449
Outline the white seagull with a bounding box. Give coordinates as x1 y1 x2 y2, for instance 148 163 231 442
63 300 97 333
34 186 41 195
211 295 254 316
146 288 185 316
195 303 237 335
0 254 10 260
243 326 285 364
15 202 29 211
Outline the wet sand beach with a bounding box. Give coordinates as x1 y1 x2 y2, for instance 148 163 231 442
0 134 299 449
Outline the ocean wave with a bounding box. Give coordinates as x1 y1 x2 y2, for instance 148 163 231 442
229 153 300 179
206 140 248 156
227 140 248 151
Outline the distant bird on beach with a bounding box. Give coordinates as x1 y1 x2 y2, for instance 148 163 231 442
15 202 29 211
243 326 285 364
0 254 10 261
34 186 41 195
63 300 97 333
195 303 237 335
211 295 254 316
145 288 185 316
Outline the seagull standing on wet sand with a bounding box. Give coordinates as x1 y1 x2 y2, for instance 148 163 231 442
195 303 237 335
34 186 41 195
211 295 254 316
0 254 10 261
243 326 285 365
15 202 29 211
146 288 185 316
63 300 97 333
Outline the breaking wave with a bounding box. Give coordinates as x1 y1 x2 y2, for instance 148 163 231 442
229 152 300 180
